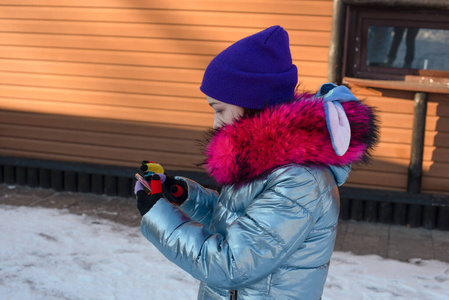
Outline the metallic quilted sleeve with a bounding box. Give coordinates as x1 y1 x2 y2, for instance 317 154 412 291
141 169 321 290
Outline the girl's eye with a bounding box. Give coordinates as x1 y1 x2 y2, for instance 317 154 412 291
215 110 223 114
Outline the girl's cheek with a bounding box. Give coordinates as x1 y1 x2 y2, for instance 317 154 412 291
213 114 222 129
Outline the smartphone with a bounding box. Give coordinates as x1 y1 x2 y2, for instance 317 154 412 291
135 173 152 192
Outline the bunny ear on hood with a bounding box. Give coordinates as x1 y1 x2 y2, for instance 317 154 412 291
203 86 380 186
316 83 359 157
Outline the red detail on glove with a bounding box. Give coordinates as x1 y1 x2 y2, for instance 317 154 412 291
171 185 184 198
150 177 162 194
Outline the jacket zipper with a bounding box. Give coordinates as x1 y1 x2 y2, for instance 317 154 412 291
229 290 238 300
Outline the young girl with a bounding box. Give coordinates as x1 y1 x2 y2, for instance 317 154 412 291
135 25 379 300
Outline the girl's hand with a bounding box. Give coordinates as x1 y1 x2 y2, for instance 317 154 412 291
135 174 163 216
139 160 188 206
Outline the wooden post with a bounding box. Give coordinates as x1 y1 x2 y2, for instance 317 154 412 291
328 0 345 84
4 165 15 184
378 202 393 223
91 174 104 195
64 171 78 192
423 206 437 229
105 175 118 196
407 92 427 227
39 169 51 189
118 177 132 198
51 170 64 191
16 166 27 186
438 207 449 230
78 173 91 193
364 201 378 222
339 198 351 220
351 199 364 221
393 203 407 225
27 167 39 188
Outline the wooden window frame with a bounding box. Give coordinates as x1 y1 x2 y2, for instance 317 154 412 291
342 6 449 81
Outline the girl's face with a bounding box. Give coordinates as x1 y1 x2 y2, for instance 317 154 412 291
207 97 244 129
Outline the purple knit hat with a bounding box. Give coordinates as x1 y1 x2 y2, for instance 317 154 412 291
200 25 298 109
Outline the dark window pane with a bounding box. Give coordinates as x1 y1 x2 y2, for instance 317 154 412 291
367 26 449 71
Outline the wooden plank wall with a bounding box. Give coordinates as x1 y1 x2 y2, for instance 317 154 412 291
0 0 333 172
345 85 449 195
422 93 449 194
1 0 447 195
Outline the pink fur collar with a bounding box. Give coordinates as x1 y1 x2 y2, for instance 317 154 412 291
204 93 379 186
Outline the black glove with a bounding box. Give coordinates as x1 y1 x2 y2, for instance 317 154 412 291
161 175 188 205
136 174 163 216
140 161 188 206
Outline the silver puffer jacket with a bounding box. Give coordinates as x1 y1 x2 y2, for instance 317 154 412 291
141 89 379 299
142 165 349 299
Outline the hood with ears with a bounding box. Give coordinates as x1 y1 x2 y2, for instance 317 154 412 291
203 92 379 186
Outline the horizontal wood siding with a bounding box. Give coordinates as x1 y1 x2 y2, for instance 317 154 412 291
0 0 333 172
2 1 446 196
345 85 449 194
0 110 205 171
422 93 449 194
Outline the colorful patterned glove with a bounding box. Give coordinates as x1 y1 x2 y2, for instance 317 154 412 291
140 161 188 206
140 161 165 176
136 174 163 216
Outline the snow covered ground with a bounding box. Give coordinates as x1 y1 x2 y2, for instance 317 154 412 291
1 204 448 300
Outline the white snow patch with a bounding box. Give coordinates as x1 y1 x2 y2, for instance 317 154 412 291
1 205 448 300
